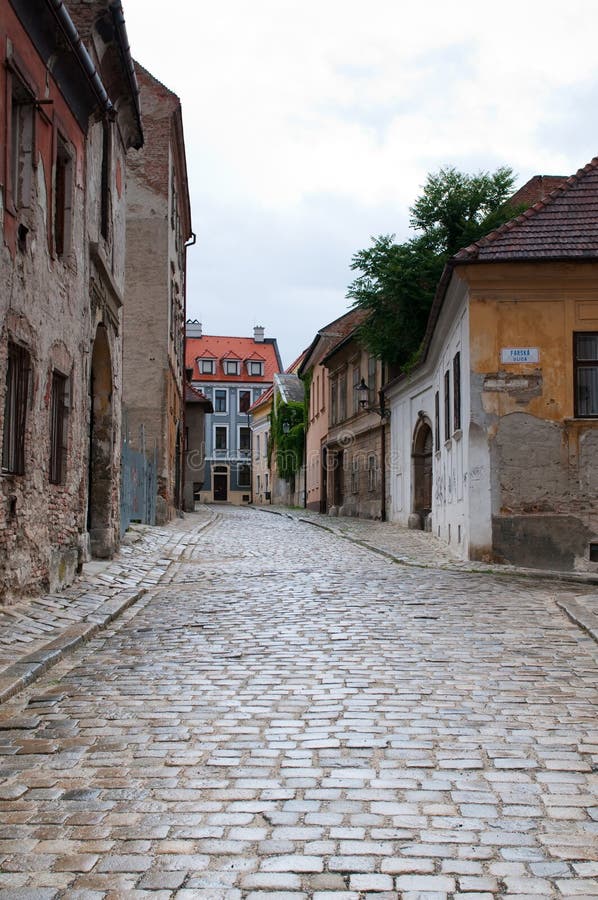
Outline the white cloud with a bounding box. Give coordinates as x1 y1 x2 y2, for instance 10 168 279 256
122 0 598 364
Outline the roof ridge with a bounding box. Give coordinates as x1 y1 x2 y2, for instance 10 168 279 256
454 156 598 261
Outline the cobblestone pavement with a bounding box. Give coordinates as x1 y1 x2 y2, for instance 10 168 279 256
0 506 597 899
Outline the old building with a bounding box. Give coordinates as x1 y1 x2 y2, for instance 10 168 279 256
249 385 273 505
186 323 282 504
123 62 192 524
183 382 213 511
387 161 598 572
0 0 141 601
322 327 387 519
298 309 367 513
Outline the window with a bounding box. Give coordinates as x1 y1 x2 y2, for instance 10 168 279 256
257 474 261 492
453 352 461 431
574 333 598 417
444 370 451 441
368 355 377 406
238 463 251 487
352 366 361 415
434 391 440 452
264 432 269 457
100 121 110 240
224 360 239 375
367 454 377 492
239 390 251 413
215 426 227 450
9 75 34 212
351 456 359 493
200 358 214 374
54 135 73 257
214 389 227 413
2 342 30 475
339 372 347 421
248 361 263 376
331 379 338 424
255 434 260 458
49 371 68 484
239 426 251 453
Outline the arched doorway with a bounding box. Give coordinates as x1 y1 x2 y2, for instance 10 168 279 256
88 324 115 557
412 417 433 528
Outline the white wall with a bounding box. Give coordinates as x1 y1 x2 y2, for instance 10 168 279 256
387 275 485 559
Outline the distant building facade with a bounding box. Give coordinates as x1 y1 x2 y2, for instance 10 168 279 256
0 0 141 601
123 62 192 524
186 324 282 504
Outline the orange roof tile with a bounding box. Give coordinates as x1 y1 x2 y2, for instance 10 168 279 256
186 333 282 383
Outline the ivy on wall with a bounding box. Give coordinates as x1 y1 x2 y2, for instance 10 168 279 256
270 400 305 482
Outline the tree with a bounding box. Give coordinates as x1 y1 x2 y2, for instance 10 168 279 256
347 166 521 369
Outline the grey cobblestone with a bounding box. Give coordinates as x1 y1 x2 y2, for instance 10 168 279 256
0 505 596 896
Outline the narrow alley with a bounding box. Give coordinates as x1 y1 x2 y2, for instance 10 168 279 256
0 507 597 899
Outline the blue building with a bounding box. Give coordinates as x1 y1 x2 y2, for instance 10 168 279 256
186 322 282 503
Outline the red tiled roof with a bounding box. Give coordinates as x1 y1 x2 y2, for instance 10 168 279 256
185 383 213 409
186 334 282 383
455 158 598 262
299 308 369 375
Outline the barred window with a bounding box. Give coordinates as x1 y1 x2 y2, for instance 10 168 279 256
367 454 377 492
444 370 451 441
453 352 461 431
49 371 68 484
2 342 31 475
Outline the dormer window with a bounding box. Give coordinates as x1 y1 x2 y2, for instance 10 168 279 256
199 358 215 374
224 360 240 376
248 360 264 377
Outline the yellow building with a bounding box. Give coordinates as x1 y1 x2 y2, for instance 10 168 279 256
387 160 598 572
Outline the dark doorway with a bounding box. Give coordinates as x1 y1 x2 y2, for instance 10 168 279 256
412 418 433 526
88 324 114 557
320 446 328 514
213 466 228 501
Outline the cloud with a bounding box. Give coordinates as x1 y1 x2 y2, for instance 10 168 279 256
123 0 598 365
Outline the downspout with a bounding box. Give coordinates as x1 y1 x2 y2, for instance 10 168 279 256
48 0 113 115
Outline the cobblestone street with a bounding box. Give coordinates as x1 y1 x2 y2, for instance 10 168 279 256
0 506 597 899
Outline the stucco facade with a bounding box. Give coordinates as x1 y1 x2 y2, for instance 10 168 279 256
123 63 192 524
0 0 141 601
387 163 598 572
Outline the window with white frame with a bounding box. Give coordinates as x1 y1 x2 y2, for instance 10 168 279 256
239 426 251 454
239 390 251 413
224 359 240 375
214 426 227 450
200 358 215 374
248 360 263 376
214 389 227 413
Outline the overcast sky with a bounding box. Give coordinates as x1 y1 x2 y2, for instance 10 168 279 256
122 0 598 367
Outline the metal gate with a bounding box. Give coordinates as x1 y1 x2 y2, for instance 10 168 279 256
120 423 157 537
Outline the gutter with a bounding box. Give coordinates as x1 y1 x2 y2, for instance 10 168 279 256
110 1 143 148
48 0 113 115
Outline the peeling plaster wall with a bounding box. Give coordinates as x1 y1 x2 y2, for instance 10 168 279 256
466 262 598 572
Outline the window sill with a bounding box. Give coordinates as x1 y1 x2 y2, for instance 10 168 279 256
444 438 452 450
453 429 463 441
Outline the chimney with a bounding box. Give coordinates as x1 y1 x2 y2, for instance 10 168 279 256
254 325 265 343
186 319 202 338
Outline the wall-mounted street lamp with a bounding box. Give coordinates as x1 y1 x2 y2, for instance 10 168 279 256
354 378 390 521
282 421 291 434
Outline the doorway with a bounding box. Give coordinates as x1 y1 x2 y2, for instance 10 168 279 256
412 418 433 526
213 465 228 501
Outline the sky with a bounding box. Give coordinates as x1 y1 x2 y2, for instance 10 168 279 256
121 0 598 367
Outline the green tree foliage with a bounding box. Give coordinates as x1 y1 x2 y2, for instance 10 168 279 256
347 166 521 369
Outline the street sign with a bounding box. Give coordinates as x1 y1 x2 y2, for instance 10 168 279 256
500 347 539 364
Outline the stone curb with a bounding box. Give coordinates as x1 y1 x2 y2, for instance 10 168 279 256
556 599 598 644
0 587 146 706
254 506 598 644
